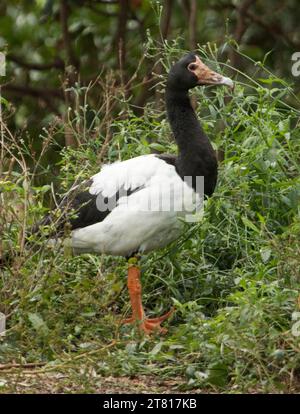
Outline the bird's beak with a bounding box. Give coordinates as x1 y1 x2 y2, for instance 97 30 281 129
189 56 234 90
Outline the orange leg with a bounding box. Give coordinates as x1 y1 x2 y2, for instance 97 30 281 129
122 263 173 334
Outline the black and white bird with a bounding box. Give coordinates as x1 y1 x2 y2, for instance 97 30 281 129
6 53 234 334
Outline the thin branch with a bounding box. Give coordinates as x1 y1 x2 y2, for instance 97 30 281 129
115 0 129 72
229 0 256 66
189 0 197 50
0 362 46 371
59 0 79 147
180 0 190 21
160 0 173 40
59 0 78 69
3 84 63 99
154 0 174 107
211 2 300 49
235 0 256 43
3 84 63 115
246 9 299 47
7 55 65 71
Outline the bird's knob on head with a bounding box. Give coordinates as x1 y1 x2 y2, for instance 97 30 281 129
188 55 234 89
168 53 234 91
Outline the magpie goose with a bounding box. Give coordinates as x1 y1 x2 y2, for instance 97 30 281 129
43 53 233 334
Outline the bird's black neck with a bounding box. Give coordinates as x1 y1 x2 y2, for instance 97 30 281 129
165 87 218 196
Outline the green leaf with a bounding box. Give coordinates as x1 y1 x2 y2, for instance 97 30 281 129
149 143 166 152
242 216 260 233
260 248 272 263
206 362 229 387
28 313 49 336
150 341 164 355
0 96 9 107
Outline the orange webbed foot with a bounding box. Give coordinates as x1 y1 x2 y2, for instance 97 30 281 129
122 308 174 335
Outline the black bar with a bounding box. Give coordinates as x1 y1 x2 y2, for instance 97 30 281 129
0 393 299 410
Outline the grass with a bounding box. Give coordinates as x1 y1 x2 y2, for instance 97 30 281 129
0 42 300 393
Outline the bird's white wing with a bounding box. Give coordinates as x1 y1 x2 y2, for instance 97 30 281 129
71 156 201 256
89 154 174 198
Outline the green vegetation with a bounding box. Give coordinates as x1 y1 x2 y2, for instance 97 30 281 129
1 0 300 140
1 38 300 393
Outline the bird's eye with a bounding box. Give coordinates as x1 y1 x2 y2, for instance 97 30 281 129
188 63 197 71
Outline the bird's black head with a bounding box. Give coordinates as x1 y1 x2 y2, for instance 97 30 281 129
167 52 233 91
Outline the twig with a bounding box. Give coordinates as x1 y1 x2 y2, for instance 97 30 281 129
189 0 197 50
59 0 78 69
230 0 256 66
154 0 174 108
235 0 256 43
0 362 46 371
160 0 173 40
115 0 129 77
2 84 62 114
2 84 63 100
59 0 80 147
21 340 118 375
7 55 64 71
